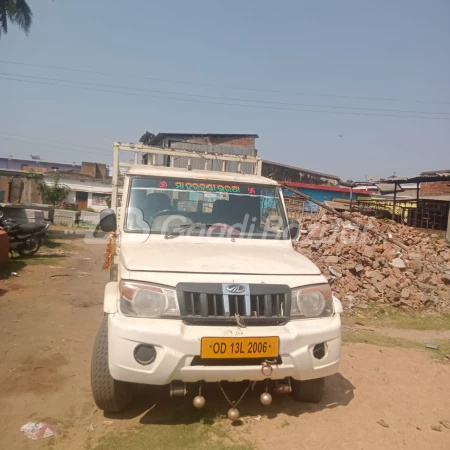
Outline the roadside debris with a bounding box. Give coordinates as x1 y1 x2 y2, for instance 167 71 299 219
440 420 450 429
11 272 19 277
295 213 450 312
329 266 343 278
377 419 389 428
20 422 56 440
431 425 442 432
425 344 439 350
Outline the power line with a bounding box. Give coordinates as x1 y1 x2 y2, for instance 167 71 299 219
0 131 111 154
1 59 449 105
1 75 449 121
1 71 449 116
0 134 112 158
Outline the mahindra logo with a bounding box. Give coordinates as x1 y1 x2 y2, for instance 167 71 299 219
226 284 246 294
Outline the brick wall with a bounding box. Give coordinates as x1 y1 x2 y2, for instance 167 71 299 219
96 163 107 179
81 162 97 177
0 175 42 203
81 162 107 179
420 181 450 196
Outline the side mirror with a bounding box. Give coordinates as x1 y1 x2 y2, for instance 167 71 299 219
288 219 300 240
99 208 117 232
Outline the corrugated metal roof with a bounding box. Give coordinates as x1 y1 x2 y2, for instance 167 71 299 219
285 181 369 194
378 174 450 184
420 169 450 176
263 160 340 180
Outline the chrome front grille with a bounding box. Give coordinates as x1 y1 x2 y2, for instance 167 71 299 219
177 283 291 326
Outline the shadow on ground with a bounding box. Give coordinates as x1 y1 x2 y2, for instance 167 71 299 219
105 373 355 425
0 260 26 279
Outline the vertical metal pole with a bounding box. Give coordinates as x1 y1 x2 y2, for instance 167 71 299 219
112 143 119 213
446 203 450 242
349 185 354 212
392 182 398 222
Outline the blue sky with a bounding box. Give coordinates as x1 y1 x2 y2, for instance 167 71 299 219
1 0 449 181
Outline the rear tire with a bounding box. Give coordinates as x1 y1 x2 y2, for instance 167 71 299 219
18 236 42 257
91 315 133 412
291 377 325 403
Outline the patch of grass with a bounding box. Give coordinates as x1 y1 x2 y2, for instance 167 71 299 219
343 329 450 361
14 254 69 266
94 422 253 450
43 237 75 252
0 239 71 278
280 419 290 428
342 309 450 331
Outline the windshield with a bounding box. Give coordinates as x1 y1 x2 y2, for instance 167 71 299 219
125 177 288 239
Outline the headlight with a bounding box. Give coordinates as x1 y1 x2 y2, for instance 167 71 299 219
291 284 334 318
120 281 180 318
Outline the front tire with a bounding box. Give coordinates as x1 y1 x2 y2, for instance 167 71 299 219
291 377 325 403
91 315 134 412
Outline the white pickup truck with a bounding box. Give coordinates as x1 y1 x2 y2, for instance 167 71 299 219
91 144 342 420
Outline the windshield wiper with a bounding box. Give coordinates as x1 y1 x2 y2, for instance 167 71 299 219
165 223 214 238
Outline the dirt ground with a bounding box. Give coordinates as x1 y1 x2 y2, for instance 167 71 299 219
0 235 449 450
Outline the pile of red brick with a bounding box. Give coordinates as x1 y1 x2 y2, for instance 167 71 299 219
295 213 450 312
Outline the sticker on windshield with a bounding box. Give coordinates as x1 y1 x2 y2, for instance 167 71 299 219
174 181 241 193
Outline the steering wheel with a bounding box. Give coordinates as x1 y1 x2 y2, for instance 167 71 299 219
148 209 180 225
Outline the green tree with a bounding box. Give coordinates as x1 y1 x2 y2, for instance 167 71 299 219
38 173 70 206
0 0 33 39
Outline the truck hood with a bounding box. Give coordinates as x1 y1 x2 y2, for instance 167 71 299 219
120 241 321 275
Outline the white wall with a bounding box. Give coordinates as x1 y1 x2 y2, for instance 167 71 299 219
67 190 76 203
87 192 110 212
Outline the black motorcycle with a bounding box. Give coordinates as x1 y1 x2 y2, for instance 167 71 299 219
0 212 50 257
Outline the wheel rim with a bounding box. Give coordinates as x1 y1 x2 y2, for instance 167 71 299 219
20 237 39 256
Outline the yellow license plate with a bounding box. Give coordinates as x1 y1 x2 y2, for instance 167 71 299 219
201 337 279 359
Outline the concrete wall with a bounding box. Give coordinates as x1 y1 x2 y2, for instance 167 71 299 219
66 190 110 212
1 205 51 223
53 209 79 226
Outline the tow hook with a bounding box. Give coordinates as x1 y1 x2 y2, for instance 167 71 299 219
261 358 277 377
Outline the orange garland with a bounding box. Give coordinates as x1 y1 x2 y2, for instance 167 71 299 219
102 232 116 271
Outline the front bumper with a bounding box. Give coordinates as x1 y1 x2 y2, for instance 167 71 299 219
108 310 341 385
